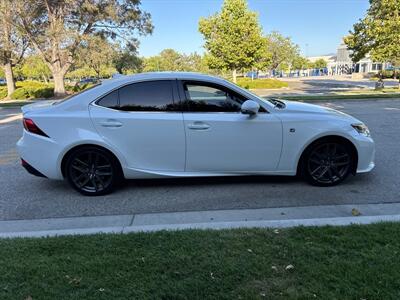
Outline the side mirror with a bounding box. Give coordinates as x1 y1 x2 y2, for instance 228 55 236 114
241 100 260 115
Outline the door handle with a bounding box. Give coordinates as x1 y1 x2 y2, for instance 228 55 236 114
99 120 123 128
188 122 210 130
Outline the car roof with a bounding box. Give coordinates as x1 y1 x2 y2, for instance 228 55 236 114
56 72 274 111
102 72 226 86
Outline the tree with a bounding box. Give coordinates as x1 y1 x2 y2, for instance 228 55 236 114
312 58 328 69
344 0 400 85
78 36 115 78
66 67 96 80
263 32 300 72
0 0 27 97
143 49 183 72
114 49 143 74
292 56 311 70
198 0 265 82
20 55 51 82
180 53 210 73
142 49 210 73
13 0 153 96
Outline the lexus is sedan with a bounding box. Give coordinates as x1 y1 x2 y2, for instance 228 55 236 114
17 72 375 196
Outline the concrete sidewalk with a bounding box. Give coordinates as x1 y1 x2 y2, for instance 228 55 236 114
2 202 400 238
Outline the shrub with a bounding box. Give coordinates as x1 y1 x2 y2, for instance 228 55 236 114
0 87 7 99
236 78 288 89
10 88 31 100
32 87 54 98
9 81 55 100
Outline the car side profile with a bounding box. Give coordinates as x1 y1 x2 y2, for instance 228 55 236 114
17 72 375 195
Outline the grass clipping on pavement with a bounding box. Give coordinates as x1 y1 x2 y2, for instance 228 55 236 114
1 223 399 299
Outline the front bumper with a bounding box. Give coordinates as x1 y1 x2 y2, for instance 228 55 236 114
354 135 375 173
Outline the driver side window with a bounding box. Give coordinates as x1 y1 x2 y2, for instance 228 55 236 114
183 82 245 113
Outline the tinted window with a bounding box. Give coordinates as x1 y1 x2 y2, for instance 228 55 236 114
119 81 175 111
183 82 245 112
97 90 119 109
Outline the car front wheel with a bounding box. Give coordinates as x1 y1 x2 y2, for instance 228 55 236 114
65 147 121 196
303 140 354 186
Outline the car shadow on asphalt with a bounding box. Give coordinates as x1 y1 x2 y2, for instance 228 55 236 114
121 175 302 189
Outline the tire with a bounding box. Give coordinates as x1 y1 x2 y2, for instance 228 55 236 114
302 140 354 187
65 146 121 196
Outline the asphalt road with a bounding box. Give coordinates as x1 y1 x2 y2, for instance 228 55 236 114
259 78 400 96
0 99 399 221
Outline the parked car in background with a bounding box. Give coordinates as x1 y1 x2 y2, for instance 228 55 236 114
0 78 6 85
17 72 375 195
77 78 98 86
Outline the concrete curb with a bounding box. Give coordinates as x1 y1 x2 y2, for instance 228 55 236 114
2 203 400 238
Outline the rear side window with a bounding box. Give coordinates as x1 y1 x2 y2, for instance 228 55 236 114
119 80 175 111
97 90 119 109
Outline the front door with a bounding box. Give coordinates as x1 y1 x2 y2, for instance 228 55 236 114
179 80 283 173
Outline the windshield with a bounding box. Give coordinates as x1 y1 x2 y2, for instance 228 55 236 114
228 79 285 108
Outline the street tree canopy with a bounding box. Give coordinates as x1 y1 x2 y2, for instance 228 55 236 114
114 49 143 74
344 0 400 67
20 55 51 82
0 0 27 97
77 36 115 78
312 59 328 69
263 31 300 72
144 49 182 72
199 0 265 82
13 0 153 96
143 49 210 74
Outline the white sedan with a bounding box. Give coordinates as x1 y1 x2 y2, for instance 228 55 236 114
17 72 375 195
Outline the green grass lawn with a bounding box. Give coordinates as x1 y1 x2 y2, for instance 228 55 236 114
236 78 289 89
1 223 400 299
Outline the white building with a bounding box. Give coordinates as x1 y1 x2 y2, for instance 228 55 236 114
321 43 391 76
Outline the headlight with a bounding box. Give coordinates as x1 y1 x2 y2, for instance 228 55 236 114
352 123 370 137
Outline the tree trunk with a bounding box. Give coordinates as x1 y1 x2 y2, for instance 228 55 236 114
232 69 237 83
52 71 66 97
4 62 16 98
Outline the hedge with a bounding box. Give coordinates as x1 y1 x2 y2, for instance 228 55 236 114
236 78 289 89
1 81 55 100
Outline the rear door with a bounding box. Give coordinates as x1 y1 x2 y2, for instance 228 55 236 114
89 80 186 172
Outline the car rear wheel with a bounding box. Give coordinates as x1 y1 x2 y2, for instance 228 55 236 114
65 147 120 196
303 140 353 186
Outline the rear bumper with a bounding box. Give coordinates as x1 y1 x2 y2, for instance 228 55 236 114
21 158 47 178
16 131 63 179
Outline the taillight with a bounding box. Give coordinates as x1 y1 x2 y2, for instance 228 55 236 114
23 118 49 137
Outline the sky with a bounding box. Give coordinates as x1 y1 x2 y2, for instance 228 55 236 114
138 0 370 58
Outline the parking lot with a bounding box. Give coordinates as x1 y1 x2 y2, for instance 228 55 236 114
0 99 399 221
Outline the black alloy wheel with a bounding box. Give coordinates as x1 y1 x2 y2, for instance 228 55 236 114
66 147 120 195
304 141 353 186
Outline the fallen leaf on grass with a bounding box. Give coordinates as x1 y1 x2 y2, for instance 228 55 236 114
285 264 295 270
65 275 81 286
